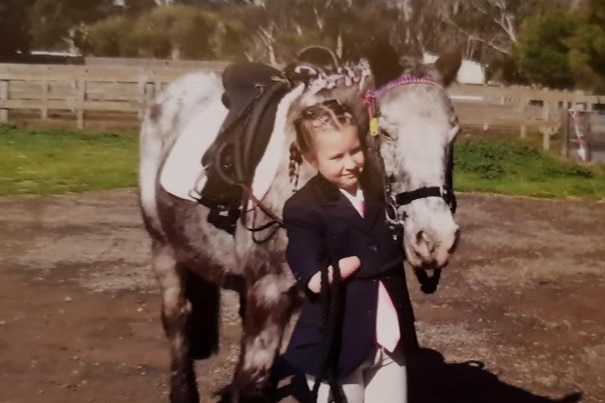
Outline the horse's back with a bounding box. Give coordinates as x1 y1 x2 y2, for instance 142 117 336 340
138 71 223 242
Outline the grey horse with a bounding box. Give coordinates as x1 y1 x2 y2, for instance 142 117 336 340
138 45 462 403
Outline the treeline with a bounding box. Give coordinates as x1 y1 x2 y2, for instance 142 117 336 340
1 0 604 92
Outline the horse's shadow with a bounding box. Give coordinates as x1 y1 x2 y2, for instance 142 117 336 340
272 348 583 403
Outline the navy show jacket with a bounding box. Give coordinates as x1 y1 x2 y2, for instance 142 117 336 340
282 173 417 379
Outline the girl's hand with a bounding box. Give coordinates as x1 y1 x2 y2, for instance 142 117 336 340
307 256 361 293
338 256 361 278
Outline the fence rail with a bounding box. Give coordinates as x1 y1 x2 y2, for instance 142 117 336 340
1 63 604 143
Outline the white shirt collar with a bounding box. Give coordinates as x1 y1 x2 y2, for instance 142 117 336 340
339 187 364 202
339 187 365 216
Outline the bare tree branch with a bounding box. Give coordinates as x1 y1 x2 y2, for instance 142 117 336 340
469 0 518 43
256 24 276 65
442 16 510 55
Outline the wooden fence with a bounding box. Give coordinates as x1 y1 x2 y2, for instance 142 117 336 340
1 62 604 147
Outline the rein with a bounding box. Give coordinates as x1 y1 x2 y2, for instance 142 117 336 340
238 183 284 244
364 74 458 294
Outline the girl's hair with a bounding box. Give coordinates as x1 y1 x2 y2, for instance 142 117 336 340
288 100 361 190
293 99 358 157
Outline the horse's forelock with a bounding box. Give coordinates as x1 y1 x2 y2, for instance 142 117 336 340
287 62 372 133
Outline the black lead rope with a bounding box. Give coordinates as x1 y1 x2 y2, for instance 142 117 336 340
312 261 345 403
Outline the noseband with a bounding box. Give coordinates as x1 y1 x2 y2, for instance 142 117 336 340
364 75 457 228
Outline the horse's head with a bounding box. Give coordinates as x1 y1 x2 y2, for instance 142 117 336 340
364 43 462 271
282 46 461 272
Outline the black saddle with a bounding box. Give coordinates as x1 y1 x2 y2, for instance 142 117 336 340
198 62 290 234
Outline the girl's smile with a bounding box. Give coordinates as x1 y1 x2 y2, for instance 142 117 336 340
307 125 365 194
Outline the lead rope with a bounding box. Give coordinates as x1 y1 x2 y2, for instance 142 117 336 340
312 261 345 403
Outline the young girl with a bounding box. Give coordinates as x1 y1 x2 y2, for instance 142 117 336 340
282 100 413 403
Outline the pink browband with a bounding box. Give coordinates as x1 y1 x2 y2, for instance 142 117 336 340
365 75 443 101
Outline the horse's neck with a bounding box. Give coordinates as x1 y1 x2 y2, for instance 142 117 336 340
261 151 315 213
295 161 316 190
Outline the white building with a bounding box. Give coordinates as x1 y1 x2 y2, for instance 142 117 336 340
423 53 486 85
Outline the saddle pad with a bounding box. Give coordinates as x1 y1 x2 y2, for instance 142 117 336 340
159 97 285 207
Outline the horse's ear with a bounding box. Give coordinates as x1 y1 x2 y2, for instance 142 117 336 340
364 38 401 88
434 48 462 87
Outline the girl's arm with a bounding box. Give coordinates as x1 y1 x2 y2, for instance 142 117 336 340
306 256 361 294
283 198 361 294
283 198 329 294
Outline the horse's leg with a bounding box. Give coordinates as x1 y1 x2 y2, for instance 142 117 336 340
153 240 199 403
229 275 296 403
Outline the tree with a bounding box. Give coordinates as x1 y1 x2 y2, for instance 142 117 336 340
123 0 157 16
126 5 230 59
83 15 134 56
566 0 605 91
513 11 579 89
0 0 36 58
29 0 116 51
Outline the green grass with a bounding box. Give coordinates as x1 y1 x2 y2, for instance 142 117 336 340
455 139 605 200
1 125 604 200
0 125 139 196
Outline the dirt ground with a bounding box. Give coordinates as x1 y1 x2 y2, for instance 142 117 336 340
0 189 603 403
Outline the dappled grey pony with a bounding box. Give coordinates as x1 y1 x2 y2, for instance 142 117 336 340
138 45 462 403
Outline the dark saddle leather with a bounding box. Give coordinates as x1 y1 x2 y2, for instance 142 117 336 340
198 62 289 234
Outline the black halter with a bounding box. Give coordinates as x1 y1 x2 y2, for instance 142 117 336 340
364 74 458 294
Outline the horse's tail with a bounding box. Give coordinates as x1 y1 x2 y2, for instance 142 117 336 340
138 104 167 241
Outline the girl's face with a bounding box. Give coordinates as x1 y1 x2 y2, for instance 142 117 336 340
307 125 365 194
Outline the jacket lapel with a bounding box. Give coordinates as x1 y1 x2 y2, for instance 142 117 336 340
310 174 384 235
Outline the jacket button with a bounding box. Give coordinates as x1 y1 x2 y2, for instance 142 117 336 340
368 243 378 252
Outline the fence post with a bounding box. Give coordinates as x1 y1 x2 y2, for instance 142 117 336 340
520 96 528 138
562 110 570 158
0 80 8 123
76 79 86 129
139 81 155 120
41 79 49 119
542 128 550 151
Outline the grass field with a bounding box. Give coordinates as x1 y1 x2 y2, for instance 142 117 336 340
0 125 138 196
454 138 605 200
1 125 604 200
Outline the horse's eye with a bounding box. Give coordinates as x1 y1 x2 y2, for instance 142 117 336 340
382 130 395 143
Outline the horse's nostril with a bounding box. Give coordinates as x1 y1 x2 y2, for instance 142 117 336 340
416 230 425 244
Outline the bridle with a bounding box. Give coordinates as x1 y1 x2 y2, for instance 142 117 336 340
364 74 458 294
364 74 457 226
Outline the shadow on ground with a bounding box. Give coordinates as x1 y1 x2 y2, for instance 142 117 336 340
272 348 583 403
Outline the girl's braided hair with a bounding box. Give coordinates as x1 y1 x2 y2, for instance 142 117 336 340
288 99 359 190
